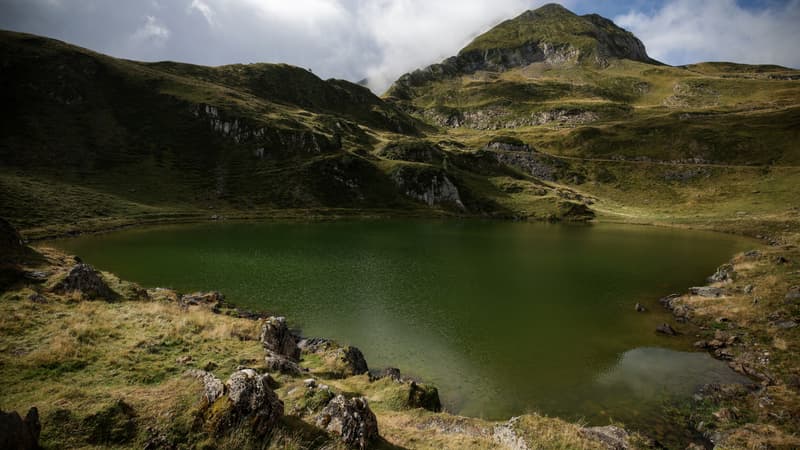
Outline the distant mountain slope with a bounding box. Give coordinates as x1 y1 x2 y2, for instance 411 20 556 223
1 4 799 237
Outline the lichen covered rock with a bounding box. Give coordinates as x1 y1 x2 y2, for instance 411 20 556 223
260 316 300 360
316 395 378 449
53 264 118 300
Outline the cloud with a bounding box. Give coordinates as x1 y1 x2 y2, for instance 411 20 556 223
130 15 170 47
188 0 215 27
615 0 800 68
1 0 798 95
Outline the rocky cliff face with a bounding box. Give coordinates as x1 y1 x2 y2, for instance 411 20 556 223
387 4 657 99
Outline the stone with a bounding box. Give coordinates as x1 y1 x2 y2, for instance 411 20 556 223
304 378 317 388
187 369 225 404
774 321 798 330
0 407 40 450
744 250 760 258
54 263 118 300
343 346 369 375
408 381 442 412
264 352 301 375
689 286 723 298
380 367 402 382
707 264 736 283
656 323 678 336
634 303 647 312
316 395 378 449
260 317 300 361
175 355 192 365
785 286 800 303
223 369 284 437
579 425 630 450
180 291 225 309
744 284 754 294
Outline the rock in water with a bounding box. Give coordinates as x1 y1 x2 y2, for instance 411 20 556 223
0 408 40 450
316 395 378 449
224 369 284 436
54 263 118 300
260 316 300 360
656 323 678 336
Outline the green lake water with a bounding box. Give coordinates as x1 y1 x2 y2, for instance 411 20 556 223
53 220 753 435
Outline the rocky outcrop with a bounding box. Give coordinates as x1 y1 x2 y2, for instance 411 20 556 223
260 316 302 374
708 264 736 283
0 408 40 450
376 140 444 164
408 381 442 412
199 369 284 438
420 106 600 130
53 264 118 300
224 369 284 436
389 166 466 211
492 150 561 181
260 316 300 360
316 395 378 449
192 103 340 154
187 369 225 404
180 291 226 309
298 338 369 377
689 286 724 298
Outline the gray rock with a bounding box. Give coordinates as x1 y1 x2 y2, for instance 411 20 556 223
264 352 301 375
180 291 225 309
634 303 647 312
785 286 800 303
343 346 369 375
656 323 678 336
380 367 402 382
260 316 300 361
744 284 754 294
316 395 378 449
774 321 798 330
0 407 40 450
707 264 736 283
225 369 284 437
689 286 723 298
389 166 466 211
187 369 225 404
54 264 118 300
579 425 630 450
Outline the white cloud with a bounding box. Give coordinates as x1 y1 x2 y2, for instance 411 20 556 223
188 0 215 27
356 0 571 92
615 0 800 68
130 15 170 47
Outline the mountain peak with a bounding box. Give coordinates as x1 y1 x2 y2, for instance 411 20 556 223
458 4 655 65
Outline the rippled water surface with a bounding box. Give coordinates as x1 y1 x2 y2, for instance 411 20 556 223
54 220 752 434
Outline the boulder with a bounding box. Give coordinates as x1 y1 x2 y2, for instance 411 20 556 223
579 425 630 450
408 381 442 412
707 264 736 283
265 352 302 375
224 369 284 436
656 323 678 336
689 287 723 298
343 346 369 375
379 367 403 382
187 369 225 404
316 395 378 449
298 338 369 377
634 303 646 312
54 264 118 300
0 408 40 450
260 317 300 361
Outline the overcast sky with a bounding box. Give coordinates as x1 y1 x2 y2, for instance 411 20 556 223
1 0 798 93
